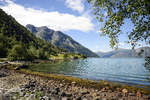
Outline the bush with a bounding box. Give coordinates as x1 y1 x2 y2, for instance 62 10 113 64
8 44 32 61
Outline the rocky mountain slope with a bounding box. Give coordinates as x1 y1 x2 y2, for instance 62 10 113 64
26 24 98 57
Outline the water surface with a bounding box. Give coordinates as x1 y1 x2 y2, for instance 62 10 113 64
29 58 150 86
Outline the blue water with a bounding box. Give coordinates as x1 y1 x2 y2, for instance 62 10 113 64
29 58 150 86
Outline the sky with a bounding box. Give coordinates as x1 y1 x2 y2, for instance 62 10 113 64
0 0 147 52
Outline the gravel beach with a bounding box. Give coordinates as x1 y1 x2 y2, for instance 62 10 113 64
0 66 150 100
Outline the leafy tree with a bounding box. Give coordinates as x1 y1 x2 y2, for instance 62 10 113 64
88 0 150 48
0 34 8 57
0 43 8 58
8 44 31 61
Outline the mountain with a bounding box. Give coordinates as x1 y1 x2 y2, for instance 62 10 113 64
96 47 150 58
0 8 79 60
26 24 98 57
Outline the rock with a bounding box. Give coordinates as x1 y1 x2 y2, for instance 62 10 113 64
65 93 72 97
95 98 101 100
71 82 76 86
27 94 35 100
82 98 87 100
72 81 76 84
62 97 70 100
122 89 128 94
76 97 82 100
136 91 142 97
39 87 44 91
116 88 121 92
61 92 66 97
117 92 122 97
101 93 107 97
0 73 7 77
102 98 107 100
118 99 124 100
143 95 150 99
29 81 36 87
0 93 3 100
101 88 106 92
50 96 59 100
14 64 28 70
128 93 135 96
104 82 109 85
105 86 109 90
1 93 11 100
55 87 60 93
20 92 25 97
25 93 30 97
43 96 50 100
60 84 63 87
81 91 89 95
25 84 30 89
39 97 45 100
20 64 29 69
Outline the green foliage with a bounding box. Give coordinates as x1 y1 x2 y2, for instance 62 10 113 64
0 8 85 60
0 33 10 57
8 44 31 61
88 0 150 48
0 43 8 58
0 8 60 60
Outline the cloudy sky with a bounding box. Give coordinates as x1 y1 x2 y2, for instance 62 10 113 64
0 0 146 52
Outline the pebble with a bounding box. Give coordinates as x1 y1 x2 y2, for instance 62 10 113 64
61 92 66 97
122 89 128 94
65 92 72 97
27 94 35 100
102 98 107 100
62 97 69 100
76 96 82 100
81 91 89 95
137 91 142 97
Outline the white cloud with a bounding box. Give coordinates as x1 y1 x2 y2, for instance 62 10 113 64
96 30 102 34
119 42 126 46
0 0 94 32
65 0 84 13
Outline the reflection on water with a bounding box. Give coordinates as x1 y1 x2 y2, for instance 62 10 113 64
29 58 150 86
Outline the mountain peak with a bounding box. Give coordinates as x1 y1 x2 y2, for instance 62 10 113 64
26 25 98 57
26 24 35 28
39 26 49 30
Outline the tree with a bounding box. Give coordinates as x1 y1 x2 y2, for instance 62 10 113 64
8 44 31 61
0 34 8 57
0 43 8 58
88 0 150 48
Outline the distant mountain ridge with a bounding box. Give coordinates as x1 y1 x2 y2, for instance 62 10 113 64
96 47 150 58
26 24 98 57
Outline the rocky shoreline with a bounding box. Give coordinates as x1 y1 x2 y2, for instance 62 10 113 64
0 66 150 100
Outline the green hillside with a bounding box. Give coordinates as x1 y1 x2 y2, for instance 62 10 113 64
0 9 84 60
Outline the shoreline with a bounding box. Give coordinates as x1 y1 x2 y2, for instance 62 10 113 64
0 64 150 100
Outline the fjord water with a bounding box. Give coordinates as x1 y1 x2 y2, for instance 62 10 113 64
29 58 150 86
